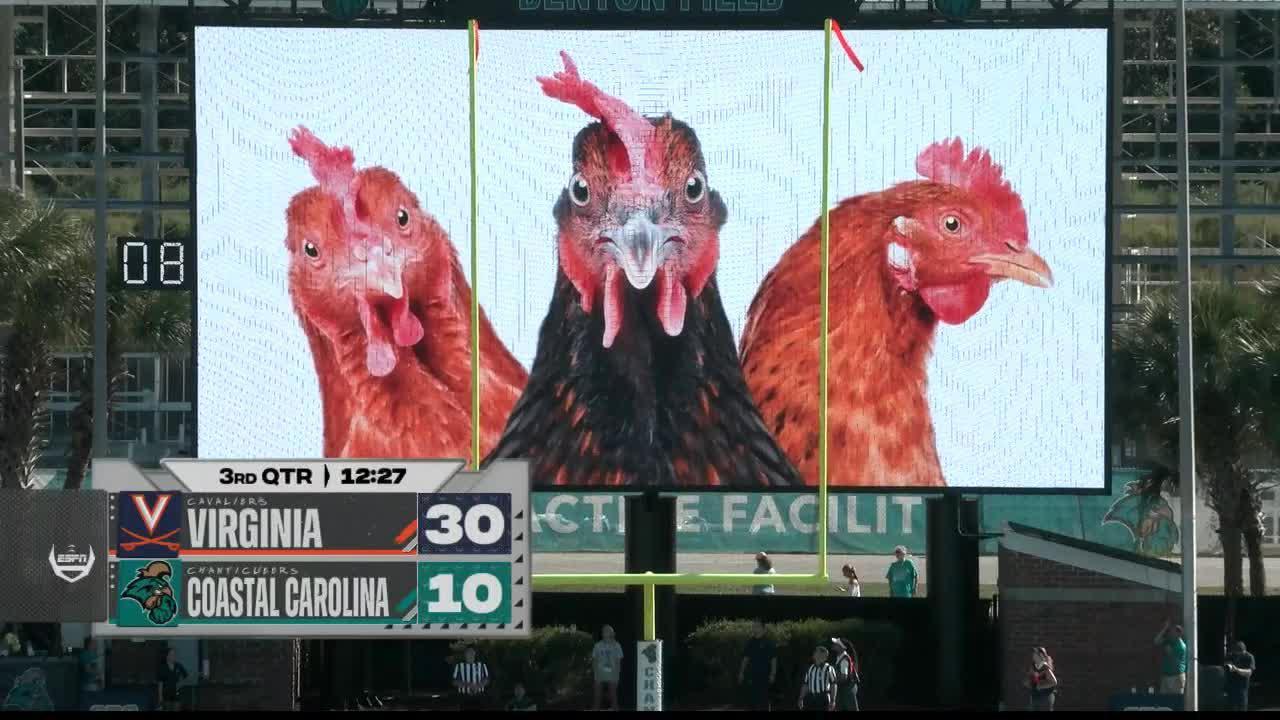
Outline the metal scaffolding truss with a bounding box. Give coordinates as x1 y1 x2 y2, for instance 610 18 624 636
0 2 1276 292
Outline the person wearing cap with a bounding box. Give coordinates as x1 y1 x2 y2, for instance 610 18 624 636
830 638 860 711
886 546 918 599
798 646 837 711
753 552 776 595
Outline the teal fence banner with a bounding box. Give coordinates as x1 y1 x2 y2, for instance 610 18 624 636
531 470 1181 557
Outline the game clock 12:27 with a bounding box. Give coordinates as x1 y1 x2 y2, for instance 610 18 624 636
116 237 193 290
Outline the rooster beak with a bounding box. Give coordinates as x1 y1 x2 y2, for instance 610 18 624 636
600 213 681 290
970 244 1054 289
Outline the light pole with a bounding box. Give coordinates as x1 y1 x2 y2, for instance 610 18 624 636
1173 0 1199 710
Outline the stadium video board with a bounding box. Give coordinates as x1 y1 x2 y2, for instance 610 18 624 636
192 20 1109 493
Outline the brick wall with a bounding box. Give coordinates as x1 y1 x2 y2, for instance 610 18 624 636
106 639 296 711
999 548 1178 711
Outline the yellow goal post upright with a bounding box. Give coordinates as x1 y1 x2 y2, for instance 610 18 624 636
466 19 839 647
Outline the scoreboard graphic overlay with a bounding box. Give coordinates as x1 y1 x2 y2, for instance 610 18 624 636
91 459 531 638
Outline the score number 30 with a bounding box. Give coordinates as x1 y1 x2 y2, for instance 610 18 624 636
422 502 506 547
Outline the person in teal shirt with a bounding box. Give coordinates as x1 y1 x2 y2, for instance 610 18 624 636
1154 620 1187 694
886 546 918 598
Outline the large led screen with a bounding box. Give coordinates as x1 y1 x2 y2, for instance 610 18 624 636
814 28 1109 490
194 26 476 460
194 24 1108 493
476 30 824 489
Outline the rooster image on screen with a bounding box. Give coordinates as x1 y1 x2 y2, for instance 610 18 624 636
486 52 801 489
740 139 1053 488
285 127 528 459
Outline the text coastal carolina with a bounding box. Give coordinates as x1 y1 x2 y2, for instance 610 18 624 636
184 567 390 619
531 494 925 536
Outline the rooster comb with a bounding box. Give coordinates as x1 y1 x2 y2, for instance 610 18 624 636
288 125 356 199
915 138 1026 232
537 51 658 183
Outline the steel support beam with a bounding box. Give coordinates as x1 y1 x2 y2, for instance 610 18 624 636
140 6 159 238
93 0 109 458
1173 0 1200 710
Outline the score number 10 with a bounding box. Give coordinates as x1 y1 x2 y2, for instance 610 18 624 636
117 238 192 290
417 495 514 623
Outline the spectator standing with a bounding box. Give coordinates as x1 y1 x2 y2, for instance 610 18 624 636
837 564 862 598
754 552 777 595
798 646 837 711
738 620 777 711
453 646 490 710
505 682 537 711
830 638 860 711
156 647 188 711
886 546 918 598
79 638 101 694
1224 641 1255 711
592 625 624 711
1024 647 1058 711
1153 620 1187 694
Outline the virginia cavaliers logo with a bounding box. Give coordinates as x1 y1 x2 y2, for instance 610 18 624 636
117 492 182 558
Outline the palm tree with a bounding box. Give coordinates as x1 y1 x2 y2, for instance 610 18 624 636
1113 281 1280 600
62 277 190 490
0 191 92 489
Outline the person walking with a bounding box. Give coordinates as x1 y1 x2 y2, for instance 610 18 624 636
830 638 860 711
1153 620 1187 694
1025 647 1058 711
754 552 777 595
592 625 624 711
798 646 837 711
452 646 490 710
886 546 918 598
1223 640 1255 711
156 646 188 711
738 620 777 711
836 564 861 598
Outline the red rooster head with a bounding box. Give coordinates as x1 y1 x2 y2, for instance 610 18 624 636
881 138 1053 325
539 52 726 348
287 126 433 377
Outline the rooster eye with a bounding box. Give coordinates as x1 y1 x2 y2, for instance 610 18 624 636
569 174 590 207
942 216 961 234
685 172 706 204
303 241 320 259
396 208 410 228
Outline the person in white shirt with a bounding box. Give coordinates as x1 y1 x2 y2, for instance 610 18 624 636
754 552 777 595
591 625 624 710
836 563 861 597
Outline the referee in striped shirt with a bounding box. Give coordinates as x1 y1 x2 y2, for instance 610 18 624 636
798 646 837 711
453 647 490 710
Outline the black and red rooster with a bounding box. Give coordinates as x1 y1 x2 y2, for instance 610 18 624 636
486 52 800 489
